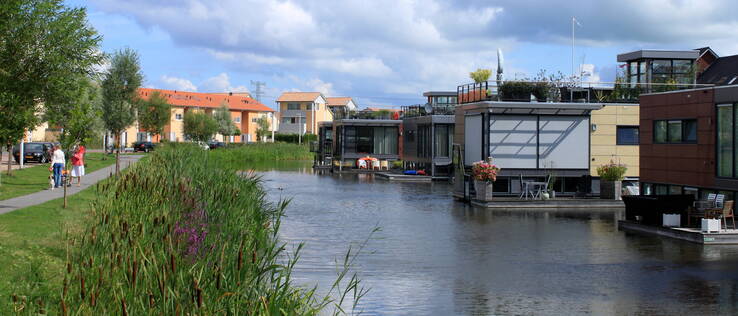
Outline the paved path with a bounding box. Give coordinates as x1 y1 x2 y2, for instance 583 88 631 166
0 155 143 215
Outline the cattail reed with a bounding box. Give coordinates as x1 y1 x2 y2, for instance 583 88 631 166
121 298 128 316
79 276 86 300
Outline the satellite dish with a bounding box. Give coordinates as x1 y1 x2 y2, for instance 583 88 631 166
424 103 433 114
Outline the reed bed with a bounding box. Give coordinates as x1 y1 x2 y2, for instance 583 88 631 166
217 143 313 163
7 143 364 315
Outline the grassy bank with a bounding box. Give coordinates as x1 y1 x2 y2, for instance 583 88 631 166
214 143 313 164
3 144 361 315
0 153 116 201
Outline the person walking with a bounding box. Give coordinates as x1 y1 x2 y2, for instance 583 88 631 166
50 145 65 190
70 144 86 186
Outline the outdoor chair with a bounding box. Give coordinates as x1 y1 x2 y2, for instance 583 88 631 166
380 160 389 170
357 159 367 169
722 200 736 230
518 174 534 199
371 160 380 170
716 194 726 208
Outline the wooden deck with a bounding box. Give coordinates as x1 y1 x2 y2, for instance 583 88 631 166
470 197 625 209
618 220 738 245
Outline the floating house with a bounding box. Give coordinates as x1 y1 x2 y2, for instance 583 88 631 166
401 91 457 178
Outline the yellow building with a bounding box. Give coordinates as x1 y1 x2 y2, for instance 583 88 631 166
275 92 333 135
590 104 640 178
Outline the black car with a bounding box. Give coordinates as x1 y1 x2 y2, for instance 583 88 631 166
13 142 54 163
133 141 156 152
208 141 226 149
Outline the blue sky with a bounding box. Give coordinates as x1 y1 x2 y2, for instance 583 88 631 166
66 0 738 110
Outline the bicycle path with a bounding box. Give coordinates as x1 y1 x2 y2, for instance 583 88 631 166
0 155 142 215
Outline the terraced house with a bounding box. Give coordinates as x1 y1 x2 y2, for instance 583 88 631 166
275 92 331 135
135 88 275 145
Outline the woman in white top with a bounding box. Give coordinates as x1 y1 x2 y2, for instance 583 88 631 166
50 145 65 189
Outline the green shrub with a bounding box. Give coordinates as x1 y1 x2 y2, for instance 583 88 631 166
391 160 403 169
499 81 548 101
211 142 313 163
274 133 318 143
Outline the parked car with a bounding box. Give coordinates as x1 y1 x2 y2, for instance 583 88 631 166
208 141 226 150
12 142 54 163
132 141 156 152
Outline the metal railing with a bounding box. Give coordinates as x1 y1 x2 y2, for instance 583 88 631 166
457 80 714 104
401 104 456 117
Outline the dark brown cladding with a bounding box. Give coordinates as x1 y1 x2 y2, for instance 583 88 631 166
639 88 715 188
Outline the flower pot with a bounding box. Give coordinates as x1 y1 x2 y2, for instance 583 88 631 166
541 192 550 200
474 180 494 201
600 180 622 200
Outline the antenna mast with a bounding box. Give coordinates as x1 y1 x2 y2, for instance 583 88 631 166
250 80 266 102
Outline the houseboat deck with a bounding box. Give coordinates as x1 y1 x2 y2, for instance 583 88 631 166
470 198 625 209
375 172 434 182
618 220 738 245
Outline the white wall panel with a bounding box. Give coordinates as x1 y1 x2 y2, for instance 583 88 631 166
538 117 589 169
488 116 537 168
464 115 482 166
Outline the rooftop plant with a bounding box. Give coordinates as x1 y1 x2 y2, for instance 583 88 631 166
470 68 492 83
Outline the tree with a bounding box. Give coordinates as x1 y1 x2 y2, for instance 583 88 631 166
183 111 218 143
213 102 237 143
0 0 102 178
470 68 492 83
138 91 171 140
255 115 271 142
44 76 102 207
101 48 143 174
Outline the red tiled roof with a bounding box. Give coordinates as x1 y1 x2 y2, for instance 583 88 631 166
326 97 352 106
276 92 322 102
137 88 274 112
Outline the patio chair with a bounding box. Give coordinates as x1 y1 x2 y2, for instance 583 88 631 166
357 159 367 169
380 160 389 170
722 200 736 230
707 193 717 202
716 194 726 208
518 174 534 199
371 160 380 170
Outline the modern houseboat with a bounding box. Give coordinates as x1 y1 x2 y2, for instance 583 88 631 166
401 91 457 178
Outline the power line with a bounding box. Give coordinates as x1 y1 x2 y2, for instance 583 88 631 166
250 80 266 102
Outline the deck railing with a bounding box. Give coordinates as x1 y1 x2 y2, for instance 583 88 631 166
401 104 455 117
457 80 714 105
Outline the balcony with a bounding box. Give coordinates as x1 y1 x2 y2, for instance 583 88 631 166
457 80 713 105
401 104 455 117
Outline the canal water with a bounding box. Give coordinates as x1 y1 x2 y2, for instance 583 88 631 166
255 163 738 315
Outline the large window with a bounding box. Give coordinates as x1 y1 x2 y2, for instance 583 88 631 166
287 103 300 110
651 59 693 87
653 119 697 144
717 104 735 177
343 126 398 155
417 125 431 158
616 126 639 145
434 124 453 157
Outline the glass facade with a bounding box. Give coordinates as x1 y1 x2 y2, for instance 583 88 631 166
717 104 735 177
434 124 453 158
341 126 398 155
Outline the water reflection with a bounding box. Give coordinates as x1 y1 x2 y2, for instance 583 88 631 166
257 163 738 315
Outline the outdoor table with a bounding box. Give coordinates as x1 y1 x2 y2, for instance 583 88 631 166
694 200 715 210
523 181 548 199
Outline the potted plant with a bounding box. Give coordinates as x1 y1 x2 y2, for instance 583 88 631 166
547 173 557 199
596 161 627 200
499 81 538 101
472 157 500 202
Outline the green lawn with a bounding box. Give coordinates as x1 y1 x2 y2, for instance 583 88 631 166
0 183 97 296
0 152 116 201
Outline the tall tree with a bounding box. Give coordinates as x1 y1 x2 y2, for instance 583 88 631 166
213 102 237 143
183 111 218 143
44 76 102 207
0 0 102 178
255 115 271 142
138 91 171 141
101 48 143 174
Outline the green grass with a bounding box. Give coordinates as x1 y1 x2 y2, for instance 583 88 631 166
0 153 116 201
2 144 365 315
0 180 98 297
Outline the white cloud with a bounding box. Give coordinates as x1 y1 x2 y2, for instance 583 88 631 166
312 57 392 77
160 75 198 91
200 73 249 93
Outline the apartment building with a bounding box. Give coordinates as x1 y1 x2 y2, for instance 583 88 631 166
275 92 330 135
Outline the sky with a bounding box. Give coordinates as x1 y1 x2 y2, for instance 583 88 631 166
66 0 738 110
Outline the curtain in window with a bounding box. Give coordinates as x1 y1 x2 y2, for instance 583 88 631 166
435 125 450 157
373 127 385 154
